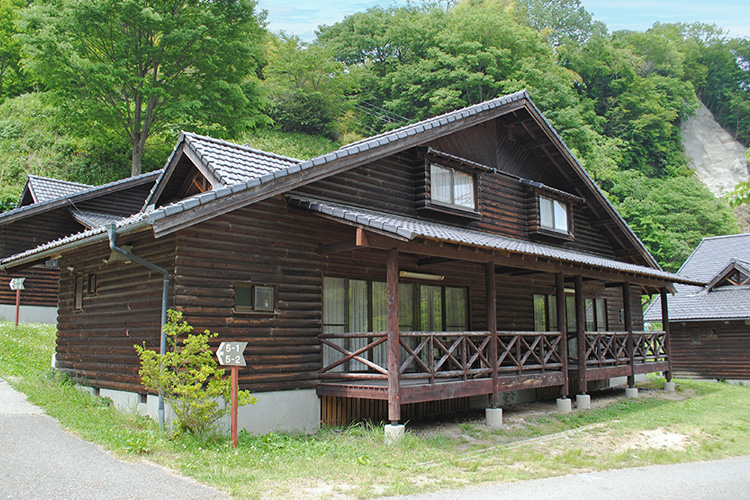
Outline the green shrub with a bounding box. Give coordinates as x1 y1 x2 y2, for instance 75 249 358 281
134 310 256 439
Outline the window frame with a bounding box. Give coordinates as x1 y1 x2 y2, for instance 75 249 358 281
74 275 84 311
538 194 570 235
429 162 478 212
234 283 277 315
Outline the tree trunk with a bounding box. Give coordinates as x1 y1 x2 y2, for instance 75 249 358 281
131 136 144 177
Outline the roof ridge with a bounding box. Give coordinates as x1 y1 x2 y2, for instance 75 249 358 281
182 131 304 163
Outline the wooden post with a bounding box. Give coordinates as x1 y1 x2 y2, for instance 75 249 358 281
660 287 672 382
231 365 239 448
386 249 400 424
14 288 20 327
623 282 635 388
575 275 587 394
486 262 499 408
555 273 568 398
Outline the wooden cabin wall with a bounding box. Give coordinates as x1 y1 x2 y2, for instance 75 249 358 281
75 182 155 217
0 265 58 307
295 126 619 261
56 232 177 393
0 211 83 257
669 320 750 380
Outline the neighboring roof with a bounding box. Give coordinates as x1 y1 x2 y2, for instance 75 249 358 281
2 91 662 278
0 170 162 227
71 210 124 229
645 233 750 321
287 196 698 286
17 175 93 207
144 132 300 208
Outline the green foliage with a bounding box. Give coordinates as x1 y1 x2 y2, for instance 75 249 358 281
134 310 256 439
20 0 269 175
263 34 356 139
0 0 32 100
240 128 339 160
606 171 739 271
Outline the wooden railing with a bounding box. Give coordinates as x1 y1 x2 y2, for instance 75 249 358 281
319 331 565 382
576 330 668 368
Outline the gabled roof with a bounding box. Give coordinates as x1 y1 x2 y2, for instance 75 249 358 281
705 259 750 291
645 233 750 321
0 170 162 227
2 91 663 277
17 175 93 207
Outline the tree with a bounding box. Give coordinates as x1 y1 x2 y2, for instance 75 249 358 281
20 0 268 176
0 0 30 100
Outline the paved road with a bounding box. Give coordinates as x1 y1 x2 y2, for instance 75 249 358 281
0 378 232 500
379 455 750 500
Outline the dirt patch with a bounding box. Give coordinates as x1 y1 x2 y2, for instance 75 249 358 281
617 428 692 452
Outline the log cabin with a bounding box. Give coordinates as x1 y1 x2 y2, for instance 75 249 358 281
0 172 160 323
645 234 750 382
1 91 702 433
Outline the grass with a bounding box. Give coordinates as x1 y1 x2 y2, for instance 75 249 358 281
2 321 750 499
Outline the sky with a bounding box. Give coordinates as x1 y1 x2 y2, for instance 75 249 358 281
256 0 750 42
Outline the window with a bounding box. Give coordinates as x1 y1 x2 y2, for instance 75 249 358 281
534 294 607 332
74 275 84 311
87 274 97 295
430 163 476 210
235 283 276 313
539 195 568 233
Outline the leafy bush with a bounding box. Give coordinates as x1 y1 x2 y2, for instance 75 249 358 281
134 310 256 439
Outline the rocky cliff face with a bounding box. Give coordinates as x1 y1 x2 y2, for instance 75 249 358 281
681 102 749 197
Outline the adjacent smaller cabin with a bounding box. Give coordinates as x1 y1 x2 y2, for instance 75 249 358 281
645 234 750 382
0 173 160 323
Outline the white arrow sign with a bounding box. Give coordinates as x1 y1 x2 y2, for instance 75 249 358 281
216 341 247 367
9 278 25 291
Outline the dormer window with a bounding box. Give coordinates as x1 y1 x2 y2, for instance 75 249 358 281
539 195 569 233
430 163 476 210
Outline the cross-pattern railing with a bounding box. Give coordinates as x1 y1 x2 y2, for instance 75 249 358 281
319 331 565 383
633 331 667 363
575 331 668 368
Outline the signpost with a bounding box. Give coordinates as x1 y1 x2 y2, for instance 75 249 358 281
216 341 247 447
9 278 25 327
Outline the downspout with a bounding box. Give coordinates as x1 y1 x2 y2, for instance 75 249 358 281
106 223 169 428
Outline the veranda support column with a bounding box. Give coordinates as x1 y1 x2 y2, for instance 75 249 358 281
486 262 499 408
575 275 587 395
386 249 401 425
661 287 674 385
623 282 635 388
555 273 569 399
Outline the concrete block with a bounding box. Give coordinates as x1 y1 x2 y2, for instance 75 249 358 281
556 398 572 414
663 381 676 392
625 387 639 398
384 424 405 444
576 394 591 410
485 408 503 428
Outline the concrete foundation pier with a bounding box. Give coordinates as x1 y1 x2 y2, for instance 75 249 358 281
625 387 639 398
556 398 572 414
576 394 591 410
485 408 503 428
664 381 676 392
384 424 405 444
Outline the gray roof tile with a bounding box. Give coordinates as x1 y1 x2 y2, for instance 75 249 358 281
288 196 691 284
645 234 750 321
22 176 92 205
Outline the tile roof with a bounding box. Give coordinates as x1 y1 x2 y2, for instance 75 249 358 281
20 175 93 206
645 233 750 321
71 210 124 229
0 170 161 226
287 196 694 285
183 133 301 186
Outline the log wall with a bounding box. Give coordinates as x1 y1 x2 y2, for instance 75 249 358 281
0 265 58 307
56 232 176 392
669 320 750 380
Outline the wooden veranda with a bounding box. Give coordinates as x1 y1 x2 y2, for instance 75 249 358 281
317 247 674 425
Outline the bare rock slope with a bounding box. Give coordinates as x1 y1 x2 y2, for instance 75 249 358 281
681 102 749 196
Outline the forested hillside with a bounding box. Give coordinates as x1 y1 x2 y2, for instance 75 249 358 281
0 0 748 271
